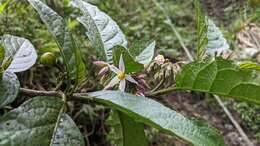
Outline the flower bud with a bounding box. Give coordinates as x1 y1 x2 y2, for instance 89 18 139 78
93 61 108 67
98 66 109 76
154 54 165 65
40 52 56 65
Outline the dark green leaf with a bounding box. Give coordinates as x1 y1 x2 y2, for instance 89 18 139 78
119 112 148 146
71 0 128 63
106 110 124 146
1 35 37 73
176 58 260 105
85 91 225 146
28 0 86 85
106 110 148 146
0 96 85 146
113 46 144 73
0 44 4 65
0 72 19 108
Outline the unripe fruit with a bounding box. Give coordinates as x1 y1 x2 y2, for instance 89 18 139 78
40 52 56 65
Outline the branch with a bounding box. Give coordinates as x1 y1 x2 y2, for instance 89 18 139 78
20 88 63 98
19 88 93 102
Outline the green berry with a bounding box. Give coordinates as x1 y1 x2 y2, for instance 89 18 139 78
40 52 56 65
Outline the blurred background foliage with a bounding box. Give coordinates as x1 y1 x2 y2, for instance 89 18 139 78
0 0 259 145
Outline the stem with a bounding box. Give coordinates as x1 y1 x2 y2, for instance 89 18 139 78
19 88 93 102
146 86 178 96
20 88 63 98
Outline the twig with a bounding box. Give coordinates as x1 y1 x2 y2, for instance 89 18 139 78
19 88 93 102
20 88 63 98
152 1 254 145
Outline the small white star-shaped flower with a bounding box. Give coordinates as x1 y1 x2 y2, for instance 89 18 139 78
105 54 138 92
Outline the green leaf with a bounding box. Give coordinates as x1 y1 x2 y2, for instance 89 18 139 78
0 44 4 65
84 91 225 146
71 0 128 63
0 72 19 108
113 46 144 73
129 40 156 65
194 0 208 59
0 0 11 14
0 96 85 146
119 112 148 146
239 62 260 70
176 58 260 105
0 35 37 73
28 0 86 85
106 110 148 146
205 19 230 56
106 110 124 146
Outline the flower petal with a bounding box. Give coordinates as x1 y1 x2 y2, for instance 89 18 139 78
119 54 125 72
104 76 120 89
126 75 138 84
109 65 120 74
119 79 126 92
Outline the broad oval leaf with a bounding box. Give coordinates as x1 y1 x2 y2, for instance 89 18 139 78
71 0 128 62
28 0 86 85
205 19 230 56
1 35 37 73
176 58 260 105
0 72 19 108
0 96 85 146
83 91 225 146
113 46 144 73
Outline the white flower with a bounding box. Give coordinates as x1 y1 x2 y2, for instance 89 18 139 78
105 54 138 92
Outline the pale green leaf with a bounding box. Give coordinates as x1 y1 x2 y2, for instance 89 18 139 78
28 0 86 85
176 58 260 105
0 72 19 108
205 19 230 56
129 40 156 65
0 96 85 146
83 91 225 146
71 0 128 62
0 35 37 73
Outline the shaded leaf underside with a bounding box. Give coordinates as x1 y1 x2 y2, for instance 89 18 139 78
1 35 37 73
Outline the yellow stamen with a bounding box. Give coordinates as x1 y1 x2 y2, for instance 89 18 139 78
117 71 125 80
